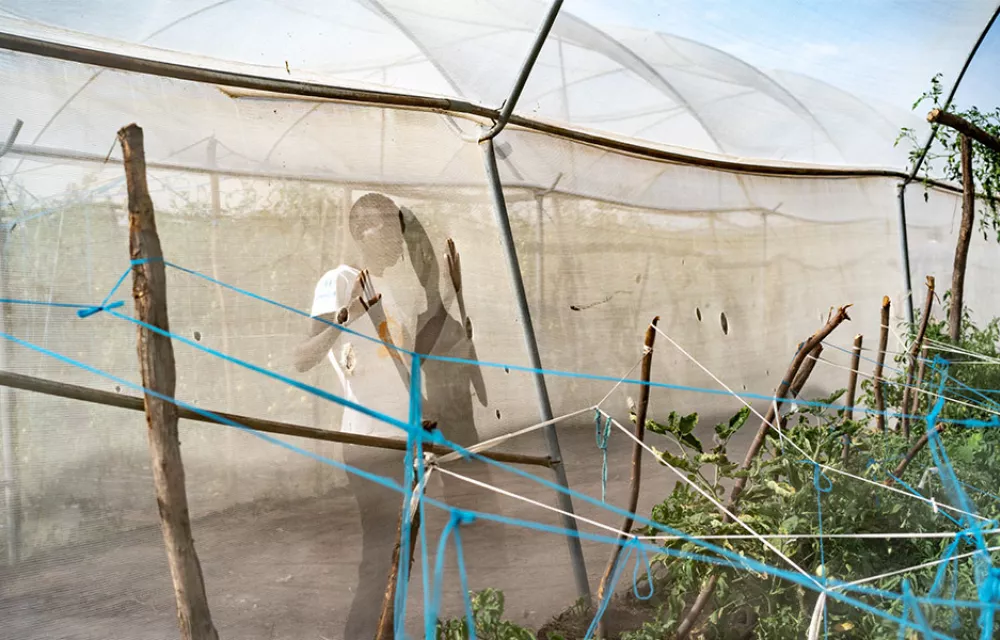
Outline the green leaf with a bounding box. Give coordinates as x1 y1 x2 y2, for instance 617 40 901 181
767 480 797 497
715 406 751 441
680 432 704 453
678 412 699 435
652 447 698 473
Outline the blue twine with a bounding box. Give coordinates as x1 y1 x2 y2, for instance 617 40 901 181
899 579 933 640
5 276 995 432
886 473 963 528
4 326 995 638
595 409 612 502
583 539 635 640
8 260 1000 635
804 460 833 640
428 509 477 640
394 354 424 640
632 539 655 601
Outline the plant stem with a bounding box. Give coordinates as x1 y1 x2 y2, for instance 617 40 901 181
675 307 851 638
596 317 658 639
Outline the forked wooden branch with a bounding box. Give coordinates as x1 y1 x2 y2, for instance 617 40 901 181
928 109 1000 154
900 277 935 438
595 317 658 640
675 306 851 638
121 123 219 640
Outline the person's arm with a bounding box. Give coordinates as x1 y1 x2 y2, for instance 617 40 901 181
293 269 369 373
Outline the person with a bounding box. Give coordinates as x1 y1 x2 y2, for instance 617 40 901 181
293 192 501 638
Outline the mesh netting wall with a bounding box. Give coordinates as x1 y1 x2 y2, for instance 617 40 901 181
2 48 999 640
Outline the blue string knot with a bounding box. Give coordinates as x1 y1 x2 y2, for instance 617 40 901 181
76 299 124 319
630 537 655 601
595 409 612 502
451 509 477 527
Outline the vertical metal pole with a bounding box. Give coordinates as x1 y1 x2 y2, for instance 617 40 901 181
897 182 915 328
481 137 590 601
535 195 545 317
0 227 19 565
1 119 23 565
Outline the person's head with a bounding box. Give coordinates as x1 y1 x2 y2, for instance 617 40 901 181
348 192 406 276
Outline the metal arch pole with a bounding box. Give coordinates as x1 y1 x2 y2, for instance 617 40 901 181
481 137 591 601
479 0 565 141
897 183 915 328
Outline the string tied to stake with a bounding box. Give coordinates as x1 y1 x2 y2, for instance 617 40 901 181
594 409 612 502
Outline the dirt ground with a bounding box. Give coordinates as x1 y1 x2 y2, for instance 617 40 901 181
1 417 747 640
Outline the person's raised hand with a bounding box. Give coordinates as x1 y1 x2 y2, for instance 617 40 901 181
356 269 382 311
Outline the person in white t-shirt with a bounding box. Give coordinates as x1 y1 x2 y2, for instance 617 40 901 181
293 193 503 638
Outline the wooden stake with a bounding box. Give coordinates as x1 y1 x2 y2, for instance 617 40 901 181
874 297 890 433
120 123 219 640
842 334 863 464
374 423 433 640
950 134 975 344
910 345 929 417
900 277 935 438
595 317 658 639
676 306 851 639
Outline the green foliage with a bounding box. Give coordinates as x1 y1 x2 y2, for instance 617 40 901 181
897 73 1000 241
437 588 537 640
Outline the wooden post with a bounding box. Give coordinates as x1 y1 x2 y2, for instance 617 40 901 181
595 317 658 639
676 306 851 639
910 345 929 417
842 335 863 464
928 109 1000 154
776 344 822 431
900 277 935 438
373 423 433 640
119 123 219 640
950 135 975 344
874 297 890 433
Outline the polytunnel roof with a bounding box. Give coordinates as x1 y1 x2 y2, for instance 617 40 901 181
1 0 999 173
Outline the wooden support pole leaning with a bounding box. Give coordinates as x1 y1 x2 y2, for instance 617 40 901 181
950 134 975 344
900 277 935 438
874 297 891 433
119 123 219 640
842 335 863 464
595 317 658 640
676 306 851 639
374 421 433 640
0 369 553 468
928 109 1000 154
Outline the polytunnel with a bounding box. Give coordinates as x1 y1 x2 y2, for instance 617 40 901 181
2 1 1000 639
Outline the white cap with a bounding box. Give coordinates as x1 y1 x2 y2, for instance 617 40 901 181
310 266 359 318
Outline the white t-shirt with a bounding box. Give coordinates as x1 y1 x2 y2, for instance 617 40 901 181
310 265 414 438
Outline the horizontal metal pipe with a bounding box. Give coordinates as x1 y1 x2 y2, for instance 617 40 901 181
0 369 553 468
0 30 970 187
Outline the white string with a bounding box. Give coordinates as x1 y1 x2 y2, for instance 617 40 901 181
649 324 989 525
605 412 823 587
638 529 1000 542
837 545 1000 590
808 354 1000 418
596 354 645 409
432 406 596 465
433 465 629 538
